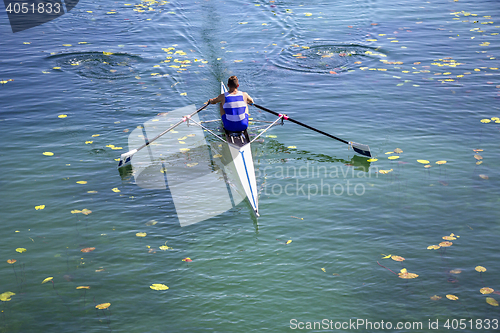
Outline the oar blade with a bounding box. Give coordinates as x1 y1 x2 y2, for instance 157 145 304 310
118 149 137 168
350 142 371 158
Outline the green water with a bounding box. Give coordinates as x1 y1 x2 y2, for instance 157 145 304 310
1 0 500 332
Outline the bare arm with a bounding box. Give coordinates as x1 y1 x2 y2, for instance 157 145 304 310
208 93 225 105
243 92 254 105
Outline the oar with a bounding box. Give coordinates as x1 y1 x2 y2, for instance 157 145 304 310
252 104 372 158
117 103 209 168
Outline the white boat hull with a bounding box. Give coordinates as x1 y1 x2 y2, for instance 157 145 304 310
221 82 259 216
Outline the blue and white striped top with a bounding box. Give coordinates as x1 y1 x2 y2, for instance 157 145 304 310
223 91 247 123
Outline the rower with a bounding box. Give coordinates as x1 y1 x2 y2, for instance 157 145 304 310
208 76 254 142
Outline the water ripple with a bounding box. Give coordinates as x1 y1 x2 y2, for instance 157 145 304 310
47 51 142 80
272 42 386 74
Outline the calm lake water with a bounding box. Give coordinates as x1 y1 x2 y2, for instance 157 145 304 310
1 0 500 332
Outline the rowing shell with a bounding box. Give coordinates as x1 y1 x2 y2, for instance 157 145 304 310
221 82 259 216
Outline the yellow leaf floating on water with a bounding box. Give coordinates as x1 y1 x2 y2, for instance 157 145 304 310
378 169 393 174
382 254 392 259
103 52 114 56
0 292 15 302
398 268 418 279
81 209 92 215
430 295 442 300
391 255 405 262
288 146 297 149
439 241 452 247
475 265 486 272
479 174 489 180
286 240 292 245
42 277 53 284
417 160 430 164
182 257 192 262
7 259 16 264
321 268 326 272
95 303 111 309
446 294 459 300
76 181 87 184
305 13 312 16
187 163 198 167
136 232 147 237
76 286 90 289
481 119 491 123
480 287 494 294
234 60 243 63
474 155 483 160
442 234 456 240
150 283 169 290
35 205 45 210
180 92 187 96
427 245 440 250
16 248 26 253
436 160 447 164
491 117 500 121
367 158 378 162
43 152 54 156
388 156 399 160
180 148 190 152
159 245 171 250
449 269 461 274
112 188 120 192
394 148 403 153
92 134 100 137
145 220 157 226
58 114 67 118
85 141 93 144
486 297 499 306
71 210 82 214
385 152 394 154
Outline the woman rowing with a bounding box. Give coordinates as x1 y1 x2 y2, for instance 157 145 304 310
208 76 254 132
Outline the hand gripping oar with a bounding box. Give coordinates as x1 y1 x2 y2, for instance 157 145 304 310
117 103 209 168
252 104 372 158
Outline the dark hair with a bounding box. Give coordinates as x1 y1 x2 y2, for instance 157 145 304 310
228 76 239 89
